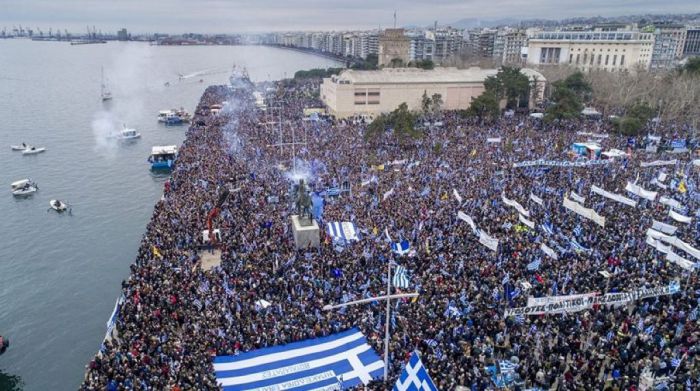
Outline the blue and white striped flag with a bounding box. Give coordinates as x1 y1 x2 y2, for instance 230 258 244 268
424 339 438 348
569 238 590 253
514 314 525 325
499 360 518 375
527 258 542 271
671 357 682 368
393 351 438 391
541 222 554 236
392 240 411 256
214 328 384 390
192 298 203 311
393 265 410 289
327 221 360 243
573 225 583 237
645 325 655 335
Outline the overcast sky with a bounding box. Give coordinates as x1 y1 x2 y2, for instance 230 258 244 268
1 0 698 34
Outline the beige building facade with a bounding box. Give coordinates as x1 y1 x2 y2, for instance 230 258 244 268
378 29 410 67
320 67 546 119
527 29 654 72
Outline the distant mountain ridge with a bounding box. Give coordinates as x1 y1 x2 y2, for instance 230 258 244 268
447 12 700 29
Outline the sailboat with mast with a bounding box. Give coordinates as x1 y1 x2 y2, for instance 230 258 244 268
101 66 112 101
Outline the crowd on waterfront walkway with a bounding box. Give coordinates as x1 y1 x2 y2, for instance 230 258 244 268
81 79 699 391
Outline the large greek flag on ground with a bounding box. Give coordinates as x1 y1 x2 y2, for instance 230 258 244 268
327 221 360 243
214 327 384 390
393 351 438 391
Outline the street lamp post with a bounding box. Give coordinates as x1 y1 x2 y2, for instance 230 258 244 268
322 264 418 383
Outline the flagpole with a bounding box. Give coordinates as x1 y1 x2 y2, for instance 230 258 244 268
384 262 392 382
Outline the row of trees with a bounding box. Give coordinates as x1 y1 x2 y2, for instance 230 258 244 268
537 60 700 133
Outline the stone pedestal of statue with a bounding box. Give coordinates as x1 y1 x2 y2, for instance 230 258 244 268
291 215 320 249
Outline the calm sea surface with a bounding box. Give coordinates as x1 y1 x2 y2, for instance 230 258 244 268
0 40 340 391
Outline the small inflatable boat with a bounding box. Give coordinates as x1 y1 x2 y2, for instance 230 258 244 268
22 146 46 155
11 143 30 151
49 199 70 213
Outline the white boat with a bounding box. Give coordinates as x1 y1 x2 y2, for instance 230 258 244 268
101 66 112 101
109 126 141 140
157 108 191 124
11 143 30 151
11 178 38 196
22 146 46 155
49 199 69 212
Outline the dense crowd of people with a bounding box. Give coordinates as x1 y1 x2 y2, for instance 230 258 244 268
81 77 700 391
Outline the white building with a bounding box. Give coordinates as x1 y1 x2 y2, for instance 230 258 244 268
526 28 654 71
320 67 546 119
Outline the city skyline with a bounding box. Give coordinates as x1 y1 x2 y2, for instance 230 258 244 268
1 0 699 34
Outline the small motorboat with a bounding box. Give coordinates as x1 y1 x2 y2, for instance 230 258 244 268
49 199 70 213
11 143 30 151
22 146 46 155
11 178 38 196
109 126 141 140
0 335 8 355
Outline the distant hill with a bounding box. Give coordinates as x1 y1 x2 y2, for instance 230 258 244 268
449 12 700 30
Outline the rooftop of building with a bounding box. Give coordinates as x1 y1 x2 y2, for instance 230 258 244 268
329 66 545 85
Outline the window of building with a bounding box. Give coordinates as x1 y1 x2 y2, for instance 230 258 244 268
620 55 625 66
583 53 587 64
569 54 573 63
605 54 609 65
354 90 366 96
576 54 580 64
368 101 380 105
590 55 595 65
613 55 617 66
598 54 602 65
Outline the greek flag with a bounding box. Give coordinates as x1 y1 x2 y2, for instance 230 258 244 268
541 222 554 236
672 139 687 149
214 327 384 390
527 258 542 271
393 265 410 289
392 240 411 256
326 187 341 197
499 360 518 375
327 221 360 243
573 225 583 237
569 238 590 253
393 351 438 391
671 357 681 368
514 314 525 325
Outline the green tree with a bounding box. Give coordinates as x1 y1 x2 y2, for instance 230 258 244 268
483 66 530 109
365 103 421 144
681 57 700 76
466 92 500 122
545 82 584 123
560 71 592 101
431 93 443 114
415 59 435 70
627 101 655 123
389 58 404 68
421 91 431 114
617 117 644 136
365 114 387 142
390 103 421 142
